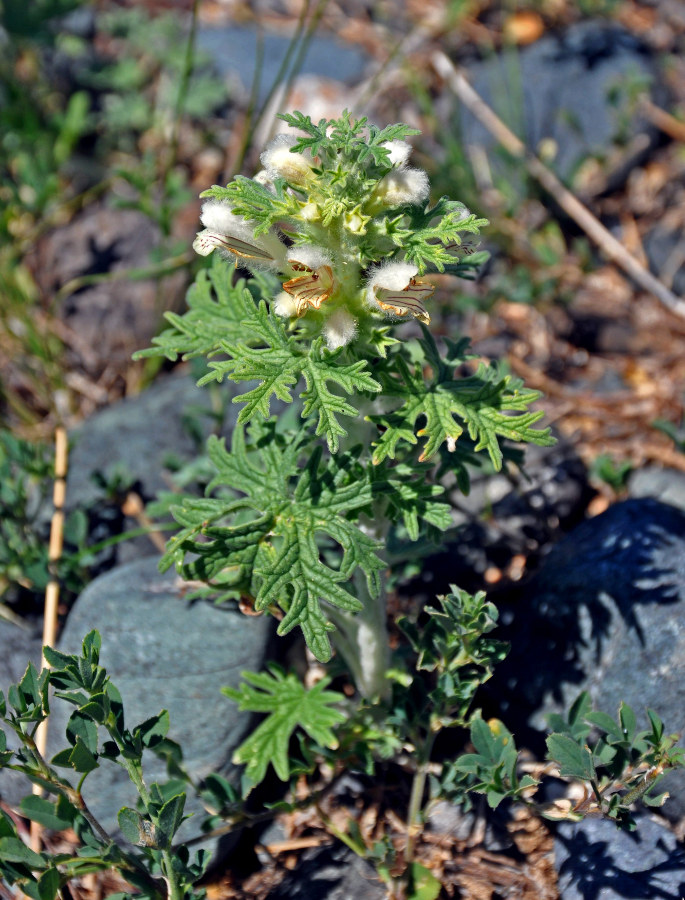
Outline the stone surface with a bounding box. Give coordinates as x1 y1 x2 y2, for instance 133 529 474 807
197 25 368 106
630 466 685 514
454 22 661 184
267 843 386 900
555 814 685 899
28 203 186 382
66 371 237 511
48 555 275 844
496 498 685 818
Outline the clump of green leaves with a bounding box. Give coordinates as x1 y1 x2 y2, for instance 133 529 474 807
0 431 91 609
0 632 211 900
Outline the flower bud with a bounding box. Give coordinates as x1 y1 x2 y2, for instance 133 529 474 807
381 139 412 168
272 291 298 317
261 134 314 187
323 308 358 351
372 168 429 209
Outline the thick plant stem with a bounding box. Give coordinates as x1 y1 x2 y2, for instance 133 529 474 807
328 569 390 700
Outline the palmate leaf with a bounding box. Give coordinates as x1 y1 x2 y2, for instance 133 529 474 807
159 424 384 662
372 460 452 540
133 256 265 361
222 666 346 784
371 330 553 469
203 299 380 452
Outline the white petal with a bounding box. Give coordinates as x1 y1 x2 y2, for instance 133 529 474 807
381 139 412 168
272 291 298 317
323 309 357 351
287 245 332 272
366 261 432 324
375 168 429 207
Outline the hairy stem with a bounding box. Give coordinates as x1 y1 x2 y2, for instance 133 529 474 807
328 569 390 700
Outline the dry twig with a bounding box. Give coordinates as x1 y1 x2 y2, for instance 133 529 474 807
432 51 685 319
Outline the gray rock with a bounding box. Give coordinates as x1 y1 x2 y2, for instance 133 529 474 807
555 814 685 899
48 555 275 846
630 466 685 514
66 372 237 512
29 203 186 382
455 22 661 184
197 26 369 105
644 225 685 299
499 498 685 818
267 843 386 900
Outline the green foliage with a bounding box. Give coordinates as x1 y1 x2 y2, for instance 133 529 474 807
544 692 684 826
159 424 385 662
278 110 420 169
0 430 92 607
401 198 488 274
450 716 537 809
591 453 633 493
136 257 381 453
370 330 553 467
0 632 212 900
222 665 346 784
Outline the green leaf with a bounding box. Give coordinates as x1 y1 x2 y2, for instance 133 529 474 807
117 808 153 847
134 710 170 748
547 733 596 781
133 257 261 361
371 331 553 468
223 666 346 784
66 711 98 753
67 737 99 774
408 862 441 900
19 796 72 831
619 703 637 743
0 837 46 869
163 426 384 661
208 301 380 452
37 868 60 900
155 793 186 849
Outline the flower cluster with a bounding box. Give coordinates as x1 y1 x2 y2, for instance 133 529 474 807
193 113 486 351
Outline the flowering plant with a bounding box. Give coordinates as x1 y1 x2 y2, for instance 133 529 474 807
1 112 683 900
140 111 552 697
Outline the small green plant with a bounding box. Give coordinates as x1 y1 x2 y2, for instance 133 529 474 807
3 112 682 899
0 431 91 611
591 452 633 495
0 632 213 900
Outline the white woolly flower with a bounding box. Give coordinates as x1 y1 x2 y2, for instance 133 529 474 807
272 291 298 318
381 139 412 168
366 261 434 325
283 245 336 317
193 199 286 269
260 134 314 187
373 167 430 208
287 245 332 272
323 308 357 351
